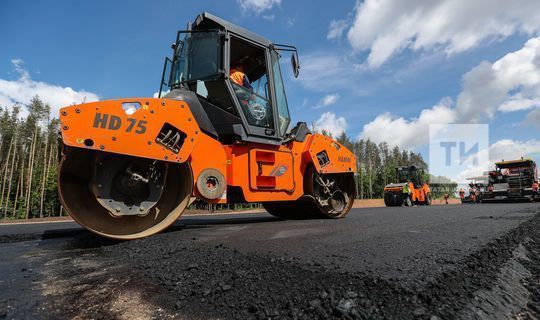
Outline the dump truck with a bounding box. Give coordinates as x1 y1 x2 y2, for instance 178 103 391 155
482 158 538 202
383 166 431 206
57 12 357 239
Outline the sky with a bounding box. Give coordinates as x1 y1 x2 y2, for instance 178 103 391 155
2 0 540 181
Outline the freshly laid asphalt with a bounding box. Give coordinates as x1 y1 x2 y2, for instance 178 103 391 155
1 203 539 319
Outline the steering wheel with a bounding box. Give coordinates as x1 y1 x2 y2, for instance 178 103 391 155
249 102 266 121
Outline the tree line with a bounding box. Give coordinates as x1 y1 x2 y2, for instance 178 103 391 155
327 131 429 199
0 96 430 220
0 96 60 220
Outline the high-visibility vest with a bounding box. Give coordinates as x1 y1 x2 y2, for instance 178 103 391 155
402 184 409 194
230 69 247 86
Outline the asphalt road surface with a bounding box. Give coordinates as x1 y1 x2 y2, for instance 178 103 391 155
1 203 540 319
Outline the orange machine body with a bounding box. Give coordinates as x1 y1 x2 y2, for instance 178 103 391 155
59 98 356 204
383 182 431 204
412 183 430 203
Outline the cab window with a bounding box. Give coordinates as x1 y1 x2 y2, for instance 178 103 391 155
229 37 274 130
172 31 238 115
271 50 291 137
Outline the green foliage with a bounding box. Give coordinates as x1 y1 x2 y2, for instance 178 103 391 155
0 96 60 220
333 133 428 199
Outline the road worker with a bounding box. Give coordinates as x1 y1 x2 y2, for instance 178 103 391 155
408 180 417 206
468 184 476 204
402 182 411 206
443 193 449 205
475 186 481 203
230 60 253 90
229 60 270 125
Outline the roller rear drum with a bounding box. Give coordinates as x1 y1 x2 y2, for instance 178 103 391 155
58 147 193 239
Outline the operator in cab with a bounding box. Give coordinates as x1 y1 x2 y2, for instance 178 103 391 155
230 60 253 91
229 59 270 128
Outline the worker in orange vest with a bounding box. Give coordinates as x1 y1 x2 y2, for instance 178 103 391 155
443 193 449 204
408 180 417 206
230 61 253 90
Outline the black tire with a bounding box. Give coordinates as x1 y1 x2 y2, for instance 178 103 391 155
424 193 432 205
263 201 317 219
384 192 400 206
264 167 355 219
403 196 412 207
304 167 355 218
384 192 393 207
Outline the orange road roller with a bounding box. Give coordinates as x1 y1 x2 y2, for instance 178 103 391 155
383 166 431 206
58 12 357 239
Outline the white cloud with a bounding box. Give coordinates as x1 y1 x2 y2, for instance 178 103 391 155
295 52 354 92
489 139 540 162
499 98 540 112
346 0 540 68
455 37 540 122
313 93 340 109
237 0 281 14
313 112 347 137
0 59 99 117
525 108 540 128
359 98 456 149
300 98 307 107
286 18 295 28
327 19 348 40
455 139 540 183
262 14 276 21
360 37 540 148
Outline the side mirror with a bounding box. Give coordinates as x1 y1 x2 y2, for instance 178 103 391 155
291 51 300 78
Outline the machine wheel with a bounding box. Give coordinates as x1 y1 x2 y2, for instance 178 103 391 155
384 193 392 207
58 147 193 240
304 167 355 218
424 193 432 205
384 192 402 206
262 201 315 219
263 168 355 219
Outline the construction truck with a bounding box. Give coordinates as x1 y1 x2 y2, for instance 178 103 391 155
482 158 538 202
57 13 357 239
383 166 431 206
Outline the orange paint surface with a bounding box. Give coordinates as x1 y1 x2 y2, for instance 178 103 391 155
60 99 357 204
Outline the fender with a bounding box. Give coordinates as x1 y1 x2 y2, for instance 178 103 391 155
302 133 356 174
60 98 200 164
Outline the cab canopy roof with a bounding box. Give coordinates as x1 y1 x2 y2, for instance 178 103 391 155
495 158 535 168
192 12 273 47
